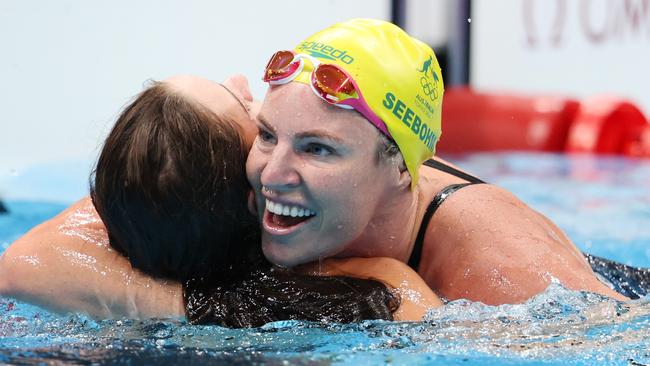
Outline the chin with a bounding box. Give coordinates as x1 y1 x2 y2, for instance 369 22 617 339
261 242 304 268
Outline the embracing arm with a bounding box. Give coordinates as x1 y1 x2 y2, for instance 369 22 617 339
0 197 184 319
297 257 443 321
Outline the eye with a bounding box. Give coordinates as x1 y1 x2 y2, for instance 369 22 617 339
304 142 335 157
257 128 276 144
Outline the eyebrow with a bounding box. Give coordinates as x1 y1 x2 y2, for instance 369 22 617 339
257 113 346 145
256 114 276 134
295 130 346 145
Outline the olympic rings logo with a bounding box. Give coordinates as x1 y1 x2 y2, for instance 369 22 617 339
420 76 440 102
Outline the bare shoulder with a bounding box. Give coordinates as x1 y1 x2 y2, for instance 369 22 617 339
2 196 108 265
0 197 184 319
0 197 108 298
419 183 626 303
12 196 103 240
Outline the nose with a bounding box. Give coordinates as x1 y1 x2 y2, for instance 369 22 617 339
223 74 253 102
247 99 262 118
259 144 301 193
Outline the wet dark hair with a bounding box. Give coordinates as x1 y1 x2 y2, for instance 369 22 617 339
90 80 400 326
184 268 399 327
91 81 256 280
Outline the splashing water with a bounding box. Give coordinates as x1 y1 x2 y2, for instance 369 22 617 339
1 285 649 365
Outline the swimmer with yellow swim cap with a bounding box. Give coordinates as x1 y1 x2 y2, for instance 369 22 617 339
248 18 628 304
262 18 443 188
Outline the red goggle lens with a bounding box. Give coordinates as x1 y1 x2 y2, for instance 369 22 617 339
313 64 357 98
264 51 297 81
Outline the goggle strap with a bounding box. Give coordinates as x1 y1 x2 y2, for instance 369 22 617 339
342 98 392 137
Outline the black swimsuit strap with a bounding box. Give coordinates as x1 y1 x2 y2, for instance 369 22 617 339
407 183 475 270
407 160 486 271
422 159 485 184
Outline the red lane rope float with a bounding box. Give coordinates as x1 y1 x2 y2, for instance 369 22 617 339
438 88 579 154
566 96 650 158
439 88 650 158
628 124 650 158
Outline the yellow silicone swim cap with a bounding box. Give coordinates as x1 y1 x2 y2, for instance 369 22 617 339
290 18 444 187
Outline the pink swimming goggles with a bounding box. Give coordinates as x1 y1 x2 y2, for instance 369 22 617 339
263 50 392 139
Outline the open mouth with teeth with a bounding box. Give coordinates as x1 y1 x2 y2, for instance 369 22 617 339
265 199 316 228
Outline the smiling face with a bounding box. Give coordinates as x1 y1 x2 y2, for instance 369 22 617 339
246 82 400 267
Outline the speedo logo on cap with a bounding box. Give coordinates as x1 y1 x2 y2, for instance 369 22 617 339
297 42 354 64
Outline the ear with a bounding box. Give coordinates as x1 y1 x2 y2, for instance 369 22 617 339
247 190 258 215
394 155 411 190
398 168 412 190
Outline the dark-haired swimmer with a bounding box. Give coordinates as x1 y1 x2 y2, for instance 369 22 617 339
246 19 629 305
0 74 441 327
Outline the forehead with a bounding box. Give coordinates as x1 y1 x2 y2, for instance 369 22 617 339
165 75 234 117
261 82 377 140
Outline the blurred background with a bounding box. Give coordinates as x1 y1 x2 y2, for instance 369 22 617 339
1 0 649 203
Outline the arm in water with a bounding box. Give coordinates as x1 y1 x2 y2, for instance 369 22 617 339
0 197 439 322
296 257 443 321
0 197 185 318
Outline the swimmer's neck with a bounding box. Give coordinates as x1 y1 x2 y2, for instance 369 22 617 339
336 185 422 263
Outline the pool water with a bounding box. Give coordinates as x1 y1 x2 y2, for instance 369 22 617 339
1 152 649 365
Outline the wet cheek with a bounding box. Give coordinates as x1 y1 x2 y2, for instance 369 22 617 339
337 182 375 223
322 193 363 233
315 170 352 189
245 152 261 185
